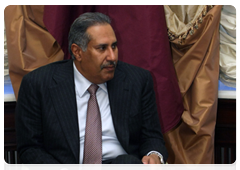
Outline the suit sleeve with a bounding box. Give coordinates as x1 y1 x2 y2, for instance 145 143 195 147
15 74 60 164
139 71 168 162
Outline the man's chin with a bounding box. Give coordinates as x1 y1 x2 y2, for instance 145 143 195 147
103 73 115 82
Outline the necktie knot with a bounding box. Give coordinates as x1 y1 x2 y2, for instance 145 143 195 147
88 84 99 95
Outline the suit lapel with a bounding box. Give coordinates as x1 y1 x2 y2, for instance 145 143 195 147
107 62 132 152
49 60 79 163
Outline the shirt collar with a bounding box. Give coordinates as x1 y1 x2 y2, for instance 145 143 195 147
73 62 107 97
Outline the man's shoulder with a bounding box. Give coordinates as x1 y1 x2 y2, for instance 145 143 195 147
115 61 153 89
26 60 71 76
22 59 72 84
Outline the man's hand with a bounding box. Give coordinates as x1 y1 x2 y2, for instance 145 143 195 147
142 154 161 164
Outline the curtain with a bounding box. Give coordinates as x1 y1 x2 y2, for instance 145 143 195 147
4 25 8 76
43 5 184 134
219 5 236 88
4 5 64 99
163 5 222 163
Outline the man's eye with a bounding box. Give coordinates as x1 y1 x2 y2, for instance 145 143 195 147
112 44 117 49
98 46 106 51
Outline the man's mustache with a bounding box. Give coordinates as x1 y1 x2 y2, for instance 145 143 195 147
101 61 117 70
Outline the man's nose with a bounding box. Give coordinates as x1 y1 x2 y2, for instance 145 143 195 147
106 47 117 61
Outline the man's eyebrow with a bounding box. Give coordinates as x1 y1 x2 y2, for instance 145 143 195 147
95 41 117 47
94 43 108 48
112 41 117 45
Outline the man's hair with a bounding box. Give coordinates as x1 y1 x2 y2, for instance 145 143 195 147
68 12 111 59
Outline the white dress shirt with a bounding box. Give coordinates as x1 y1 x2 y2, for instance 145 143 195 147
73 63 127 164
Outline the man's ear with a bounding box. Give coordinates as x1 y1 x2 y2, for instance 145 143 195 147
71 43 83 61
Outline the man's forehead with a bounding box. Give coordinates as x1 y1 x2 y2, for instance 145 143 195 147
86 24 116 41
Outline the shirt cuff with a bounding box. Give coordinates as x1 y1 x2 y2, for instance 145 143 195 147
146 151 165 164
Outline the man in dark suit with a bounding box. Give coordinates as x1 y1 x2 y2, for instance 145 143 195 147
15 12 168 164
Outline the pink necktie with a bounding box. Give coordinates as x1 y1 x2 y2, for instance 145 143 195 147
83 84 102 164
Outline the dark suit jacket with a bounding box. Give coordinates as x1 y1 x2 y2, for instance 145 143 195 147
15 59 168 164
